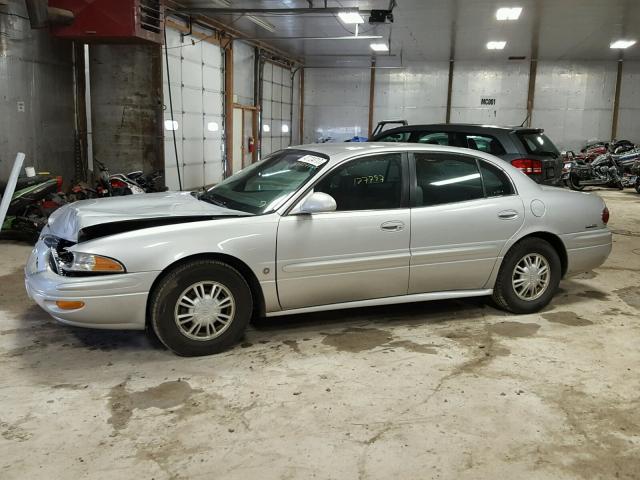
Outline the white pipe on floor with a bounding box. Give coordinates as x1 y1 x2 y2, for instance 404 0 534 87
0 153 26 233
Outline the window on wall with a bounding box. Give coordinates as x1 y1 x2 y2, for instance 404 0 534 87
314 153 403 211
261 61 293 157
414 153 484 207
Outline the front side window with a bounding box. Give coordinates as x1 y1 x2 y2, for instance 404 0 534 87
314 153 403 211
414 153 484 207
479 161 514 197
200 150 327 214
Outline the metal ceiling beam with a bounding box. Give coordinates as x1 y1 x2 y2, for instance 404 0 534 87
177 7 365 15
238 35 382 41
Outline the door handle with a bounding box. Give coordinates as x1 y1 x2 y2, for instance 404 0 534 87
381 221 405 232
498 210 519 220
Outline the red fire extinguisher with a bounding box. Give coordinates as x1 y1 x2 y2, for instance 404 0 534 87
248 137 255 154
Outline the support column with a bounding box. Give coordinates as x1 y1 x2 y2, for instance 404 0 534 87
445 60 454 124
89 44 163 175
299 68 305 144
525 59 538 127
368 59 376 137
611 60 623 140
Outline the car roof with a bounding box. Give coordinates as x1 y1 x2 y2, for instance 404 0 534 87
372 123 543 136
289 142 497 167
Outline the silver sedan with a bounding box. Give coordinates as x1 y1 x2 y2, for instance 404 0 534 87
25 144 612 356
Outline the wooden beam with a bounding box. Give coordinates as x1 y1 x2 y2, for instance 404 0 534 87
611 60 623 139
445 60 454 123
224 42 234 177
525 59 538 127
299 68 305 144
368 60 376 137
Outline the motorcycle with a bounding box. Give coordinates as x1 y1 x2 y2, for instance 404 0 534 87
70 159 165 200
564 153 624 191
0 174 65 241
629 159 640 193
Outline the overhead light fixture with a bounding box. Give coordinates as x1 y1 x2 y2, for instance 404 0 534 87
496 7 522 21
610 39 636 49
370 43 389 52
338 11 364 24
487 41 507 50
213 0 276 32
164 120 179 131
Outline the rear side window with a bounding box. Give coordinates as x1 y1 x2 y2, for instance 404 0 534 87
414 153 483 207
376 131 410 142
461 134 506 156
517 132 560 157
479 161 514 197
415 132 451 145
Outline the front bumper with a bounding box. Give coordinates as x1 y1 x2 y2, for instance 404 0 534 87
24 241 159 330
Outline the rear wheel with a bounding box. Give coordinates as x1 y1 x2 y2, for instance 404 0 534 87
568 172 585 191
149 259 252 356
635 179 640 194
492 238 561 314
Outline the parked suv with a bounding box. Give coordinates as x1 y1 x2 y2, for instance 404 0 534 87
370 123 563 186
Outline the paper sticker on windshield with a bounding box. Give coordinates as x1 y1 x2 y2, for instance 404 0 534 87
297 155 328 167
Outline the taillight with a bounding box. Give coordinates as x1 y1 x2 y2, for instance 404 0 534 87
110 179 127 189
511 158 543 175
602 207 609 224
56 176 63 192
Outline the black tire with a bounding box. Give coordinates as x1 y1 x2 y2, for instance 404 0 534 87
568 173 585 191
635 180 640 194
149 259 252 356
492 238 561 314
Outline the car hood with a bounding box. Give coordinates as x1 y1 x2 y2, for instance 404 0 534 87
47 191 251 242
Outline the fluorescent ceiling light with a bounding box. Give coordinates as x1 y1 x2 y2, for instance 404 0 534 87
338 11 365 24
431 173 481 187
610 39 636 49
370 43 389 52
496 7 522 20
487 41 507 50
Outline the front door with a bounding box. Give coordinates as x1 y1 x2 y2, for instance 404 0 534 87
409 152 525 293
277 152 411 310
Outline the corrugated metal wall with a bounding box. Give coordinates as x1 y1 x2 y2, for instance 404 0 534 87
375 62 449 126
303 60 640 151
617 61 640 142
303 68 370 143
451 61 529 126
0 0 75 183
532 61 617 150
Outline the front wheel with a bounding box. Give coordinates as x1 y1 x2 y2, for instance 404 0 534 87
492 238 561 314
149 259 252 356
635 179 640 194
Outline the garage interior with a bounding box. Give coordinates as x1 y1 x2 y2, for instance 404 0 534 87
1 0 640 478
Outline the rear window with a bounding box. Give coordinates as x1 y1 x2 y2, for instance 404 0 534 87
517 132 560 157
376 131 410 142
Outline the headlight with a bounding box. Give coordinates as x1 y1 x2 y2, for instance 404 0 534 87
53 250 125 274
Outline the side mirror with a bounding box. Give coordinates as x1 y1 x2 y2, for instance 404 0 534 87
298 192 337 214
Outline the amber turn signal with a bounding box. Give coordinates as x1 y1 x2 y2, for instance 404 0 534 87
55 300 85 310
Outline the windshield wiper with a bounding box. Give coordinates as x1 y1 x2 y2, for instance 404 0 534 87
199 194 227 208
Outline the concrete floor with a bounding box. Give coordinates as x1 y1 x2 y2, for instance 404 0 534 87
0 190 639 480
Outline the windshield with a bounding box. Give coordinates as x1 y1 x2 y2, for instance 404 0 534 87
200 150 328 214
517 132 560 158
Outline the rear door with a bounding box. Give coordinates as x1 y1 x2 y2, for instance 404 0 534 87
409 152 525 293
